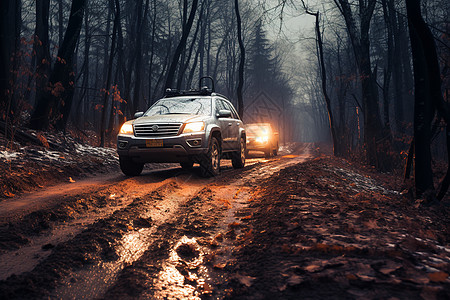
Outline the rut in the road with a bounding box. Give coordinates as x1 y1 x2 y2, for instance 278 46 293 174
0 180 186 299
0 144 313 299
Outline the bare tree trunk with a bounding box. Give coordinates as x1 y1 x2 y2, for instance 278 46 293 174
0 0 20 120
334 0 386 168
34 0 51 120
30 0 87 131
235 0 245 119
77 1 90 129
381 0 394 133
100 0 119 147
302 3 339 156
58 0 64 47
406 0 447 200
165 0 199 89
132 0 150 113
147 0 157 106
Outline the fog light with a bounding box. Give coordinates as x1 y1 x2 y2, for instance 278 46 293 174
118 141 128 149
187 139 202 147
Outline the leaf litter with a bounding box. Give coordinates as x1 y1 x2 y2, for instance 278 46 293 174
209 156 450 299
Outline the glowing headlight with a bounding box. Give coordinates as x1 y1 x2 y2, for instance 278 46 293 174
256 135 269 143
182 121 205 134
119 123 134 135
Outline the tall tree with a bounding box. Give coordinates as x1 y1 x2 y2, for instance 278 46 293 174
100 0 120 147
235 0 245 119
34 0 51 116
165 0 199 89
30 0 87 131
0 0 21 122
301 2 338 156
406 0 448 200
333 0 386 168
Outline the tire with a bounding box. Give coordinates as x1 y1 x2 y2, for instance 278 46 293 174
264 147 272 159
200 137 221 177
232 137 246 169
273 143 278 156
180 161 194 169
119 156 144 176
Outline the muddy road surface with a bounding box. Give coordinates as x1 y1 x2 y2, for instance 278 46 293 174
0 144 313 299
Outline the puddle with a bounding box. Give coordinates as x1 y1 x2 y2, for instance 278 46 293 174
151 236 209 299
50 184 203 299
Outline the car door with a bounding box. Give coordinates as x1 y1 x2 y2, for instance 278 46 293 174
222 100 241 150
215 98 232 151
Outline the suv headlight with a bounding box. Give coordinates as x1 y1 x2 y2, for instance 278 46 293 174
182 121 205 134
119 122 134 135
256 135 269 143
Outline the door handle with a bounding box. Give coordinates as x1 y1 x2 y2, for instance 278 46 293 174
228 123 233 126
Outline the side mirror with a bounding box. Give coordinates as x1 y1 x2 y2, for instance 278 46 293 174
134 112 144 119
217 109 232 118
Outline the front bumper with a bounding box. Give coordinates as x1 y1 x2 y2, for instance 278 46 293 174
117 133 207 163
246 140 270 151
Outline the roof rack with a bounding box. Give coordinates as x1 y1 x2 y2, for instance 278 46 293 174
164 76 229 100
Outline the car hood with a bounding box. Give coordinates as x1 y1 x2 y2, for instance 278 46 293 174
133 114 206 124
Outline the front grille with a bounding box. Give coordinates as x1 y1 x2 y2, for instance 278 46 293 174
134 123 182 137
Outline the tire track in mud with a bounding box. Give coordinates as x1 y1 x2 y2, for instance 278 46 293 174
0 180 199 299
100 144 313 299
0 172 187 280
0 143 313 299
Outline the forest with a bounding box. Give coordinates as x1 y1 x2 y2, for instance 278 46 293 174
0 0 449 201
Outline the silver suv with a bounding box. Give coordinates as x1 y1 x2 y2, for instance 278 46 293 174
117 81 246 177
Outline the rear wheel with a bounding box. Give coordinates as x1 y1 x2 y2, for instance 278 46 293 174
119 156 144 176
200 137 221 177
232 137 246 169
264 147 272 159
273 143 278 156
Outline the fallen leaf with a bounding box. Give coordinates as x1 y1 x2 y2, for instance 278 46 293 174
3 191 15 198
213 263 227 269
214 233 223 241
228 222 241 228
304 264 322 273
287 275 303 286
241 214 252 220
428 271 448 283
200 282 213 294
127 225 133 230
364 219 378 229
236 274 256 287
69 177 75 183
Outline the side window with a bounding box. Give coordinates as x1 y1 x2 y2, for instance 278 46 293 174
215 99 226 113
222 100 239 119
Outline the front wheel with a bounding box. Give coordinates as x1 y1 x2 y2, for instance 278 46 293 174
119 156 144 176
232 137 246 169
200 137 221 177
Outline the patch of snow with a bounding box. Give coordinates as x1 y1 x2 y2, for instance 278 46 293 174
75 144 117 157
0 150 21 161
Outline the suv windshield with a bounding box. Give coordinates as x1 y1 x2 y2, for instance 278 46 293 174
246 124 270 135
144 97 212 116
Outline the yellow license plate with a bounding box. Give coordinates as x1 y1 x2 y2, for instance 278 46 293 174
146 139 163 147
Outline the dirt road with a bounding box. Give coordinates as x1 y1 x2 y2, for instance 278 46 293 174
0 144 313 299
